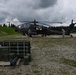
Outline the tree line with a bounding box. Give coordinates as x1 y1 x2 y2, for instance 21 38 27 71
2 23 16 28
0 24 76 33
50 26 76 33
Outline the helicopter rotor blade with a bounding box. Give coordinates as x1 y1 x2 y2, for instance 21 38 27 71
38 22 51 27
20 20 38 24
38 21 62 24
19 20 62 27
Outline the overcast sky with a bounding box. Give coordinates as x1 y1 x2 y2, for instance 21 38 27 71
0 0 76 25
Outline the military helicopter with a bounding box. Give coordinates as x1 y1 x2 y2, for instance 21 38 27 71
15 19 76 37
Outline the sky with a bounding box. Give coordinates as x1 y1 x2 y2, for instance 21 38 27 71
0 0 76 26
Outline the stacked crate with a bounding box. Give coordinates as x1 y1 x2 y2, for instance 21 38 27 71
0 40 31 65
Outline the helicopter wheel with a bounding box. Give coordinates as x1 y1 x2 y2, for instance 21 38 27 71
70 35 73 37
22 33 25 36
28 34 32 37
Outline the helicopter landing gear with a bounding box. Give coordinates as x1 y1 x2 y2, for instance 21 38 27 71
28 33 32 37
28 29 32 37
22 33 25 36
70 35 73 37
42 34 46 37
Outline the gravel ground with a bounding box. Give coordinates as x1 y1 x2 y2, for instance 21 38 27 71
0 35 76 75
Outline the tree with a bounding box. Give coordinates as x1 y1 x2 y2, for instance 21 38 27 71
11 24 16 28
3 24 7 27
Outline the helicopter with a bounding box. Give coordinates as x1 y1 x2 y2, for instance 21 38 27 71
15 19 76 37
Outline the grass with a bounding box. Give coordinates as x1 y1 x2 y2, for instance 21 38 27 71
49 57 76 67
33 70 41 75
0 70 6 75
31 37 76 47
59 58 76 67
0 27 20 36
59 68 69 75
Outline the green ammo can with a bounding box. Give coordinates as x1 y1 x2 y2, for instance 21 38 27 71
27 53 31 62
24 56 29 65
9 53 16 61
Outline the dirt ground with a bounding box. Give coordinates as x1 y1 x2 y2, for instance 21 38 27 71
0 35 76 75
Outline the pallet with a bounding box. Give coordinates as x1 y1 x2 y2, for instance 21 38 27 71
0 58 21 66
0 61 10 66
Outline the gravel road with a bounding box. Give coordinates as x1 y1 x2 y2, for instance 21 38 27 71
0 35 76 75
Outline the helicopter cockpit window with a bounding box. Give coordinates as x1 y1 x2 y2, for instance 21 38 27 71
26 24 30 28
20 24 30 28
36 27 39 30
36 26 42 30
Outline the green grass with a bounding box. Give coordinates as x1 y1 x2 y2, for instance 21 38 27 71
0 27 20 36
59 58 76 67
33 70 41 75
49 57 76 67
